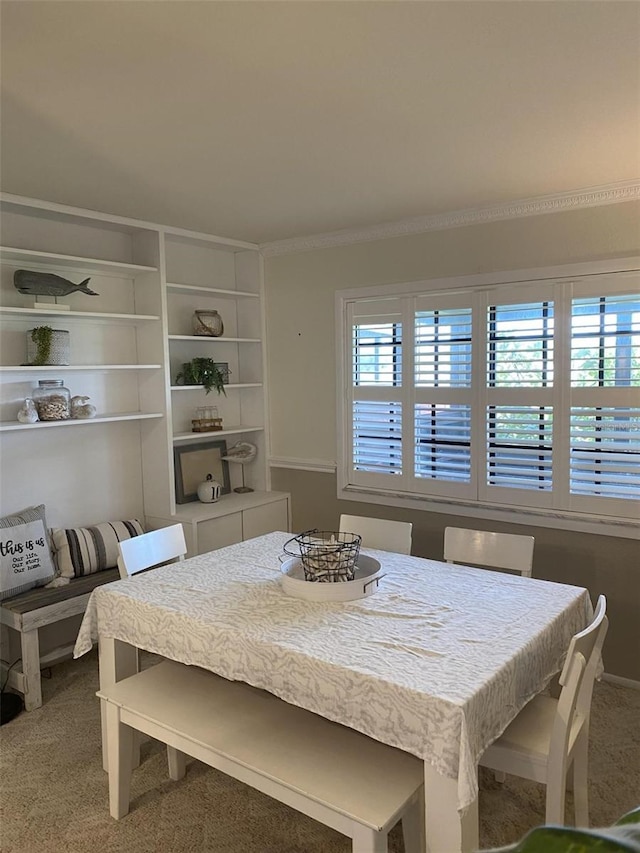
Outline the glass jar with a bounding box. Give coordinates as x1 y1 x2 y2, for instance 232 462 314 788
32 379 71 421
193 309 224 337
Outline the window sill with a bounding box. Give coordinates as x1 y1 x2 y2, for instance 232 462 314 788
339 485 640 540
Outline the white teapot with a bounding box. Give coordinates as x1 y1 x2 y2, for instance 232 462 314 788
197 474 222 503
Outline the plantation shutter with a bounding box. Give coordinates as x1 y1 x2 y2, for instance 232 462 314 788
348 298 405 489
481 286 556 508
412 294 475 498
568 276 640 518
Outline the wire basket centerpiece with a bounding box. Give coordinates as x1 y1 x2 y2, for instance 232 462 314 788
283 529 362 583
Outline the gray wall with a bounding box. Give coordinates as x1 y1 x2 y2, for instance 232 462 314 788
265 201 640 681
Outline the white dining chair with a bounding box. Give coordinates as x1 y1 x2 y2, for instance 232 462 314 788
480 595 608 827
339 514 413 555
443 526 534 577
115 524 188 778
117 524 187 579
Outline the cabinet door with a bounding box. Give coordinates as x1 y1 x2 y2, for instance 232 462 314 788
197 513 243 555
242 499 289 540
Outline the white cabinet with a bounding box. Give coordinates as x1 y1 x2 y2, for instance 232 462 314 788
147 491 290 557
0 193 289 540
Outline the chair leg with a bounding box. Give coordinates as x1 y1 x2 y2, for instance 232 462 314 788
572 734 590 827
167 746 187 781
20 628 42 711
545 764 567 826
401 793 425 853
104 700 133 819
351 824 388 853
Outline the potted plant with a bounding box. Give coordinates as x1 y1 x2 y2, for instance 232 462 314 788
24 325 70 366
175 358 228 395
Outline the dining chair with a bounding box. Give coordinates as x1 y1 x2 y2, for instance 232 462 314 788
117 524 187 579
443 526 535 577
115 523 188 778
480 595 608 827
339 514 413 555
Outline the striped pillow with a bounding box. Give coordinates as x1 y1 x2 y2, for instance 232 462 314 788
0 504 56 599
51 520 144 579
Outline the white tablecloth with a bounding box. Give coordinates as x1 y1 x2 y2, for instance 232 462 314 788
74 531 593 810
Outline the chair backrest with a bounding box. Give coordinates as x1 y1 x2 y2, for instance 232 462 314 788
550 595 608 767
559 594 608 717
339 514 412 555
117 524 187 579
443 527 535 577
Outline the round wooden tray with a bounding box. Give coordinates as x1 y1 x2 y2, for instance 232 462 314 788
279 555 383 602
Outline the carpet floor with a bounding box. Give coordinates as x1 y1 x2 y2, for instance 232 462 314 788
1 651 638 853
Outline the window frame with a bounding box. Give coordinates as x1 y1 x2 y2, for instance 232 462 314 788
335 257 640 539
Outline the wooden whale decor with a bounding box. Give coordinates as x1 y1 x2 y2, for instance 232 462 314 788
14 270 99 298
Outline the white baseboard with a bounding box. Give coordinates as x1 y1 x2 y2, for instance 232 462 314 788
601 672 640 690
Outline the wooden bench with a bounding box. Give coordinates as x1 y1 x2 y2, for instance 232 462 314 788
0 569 120 710
98 659 425 853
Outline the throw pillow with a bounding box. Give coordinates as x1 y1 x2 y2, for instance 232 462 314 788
51 520 144 579
0 504 56 600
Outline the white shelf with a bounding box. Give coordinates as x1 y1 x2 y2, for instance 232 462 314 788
0 193 278 546
167 282 259 299
0 306 159 324
170 383 262 391
0 412 163 432
0 246 158 274
168 334 261 343
173 425 264 443
172 491 289 522
0 364 162 372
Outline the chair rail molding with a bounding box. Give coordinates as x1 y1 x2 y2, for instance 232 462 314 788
269 456 337 474
260 180 640 257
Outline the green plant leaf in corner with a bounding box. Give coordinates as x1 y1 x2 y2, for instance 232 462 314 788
616 808 640 827
480 818 640 853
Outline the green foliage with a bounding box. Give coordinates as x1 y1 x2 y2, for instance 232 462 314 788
483 807 640 853
175 358 227 395
29 325 53 366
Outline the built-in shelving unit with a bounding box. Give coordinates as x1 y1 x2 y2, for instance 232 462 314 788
170 382 262 391
167 282 259 299
0 412 163 431
0 246 158 274
0 307 159 324
0 192 289 551
168 335 261 343
172 425 263 443
0 365 162 372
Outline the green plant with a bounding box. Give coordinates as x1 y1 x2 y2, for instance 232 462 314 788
29 325 53 365
175 358 227 395
483 806 640 853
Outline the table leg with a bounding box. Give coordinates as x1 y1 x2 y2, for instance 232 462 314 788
424 763 479 853
98 635 139 772
105 699 132 819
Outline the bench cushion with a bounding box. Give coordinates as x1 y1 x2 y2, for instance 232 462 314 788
0 568 120 615
52 520 144 578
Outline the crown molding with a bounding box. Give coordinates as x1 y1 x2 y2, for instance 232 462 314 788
260 180 640 258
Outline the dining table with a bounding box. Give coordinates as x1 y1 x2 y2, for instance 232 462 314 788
73 530 594 853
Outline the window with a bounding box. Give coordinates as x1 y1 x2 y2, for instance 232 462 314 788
339 267 640 525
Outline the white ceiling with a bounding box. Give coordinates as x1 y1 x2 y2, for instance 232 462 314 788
1 1 639 245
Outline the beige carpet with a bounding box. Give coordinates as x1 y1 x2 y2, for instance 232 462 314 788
1 650 638 853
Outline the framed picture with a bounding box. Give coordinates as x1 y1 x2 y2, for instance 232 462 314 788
174 439 230 504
